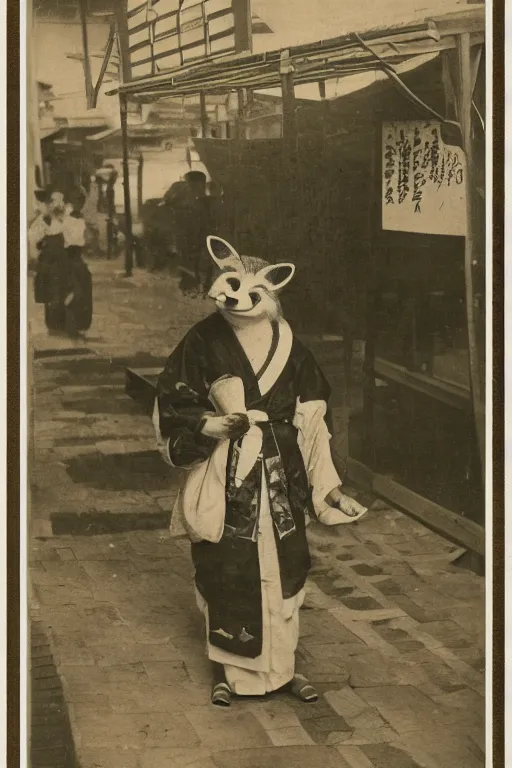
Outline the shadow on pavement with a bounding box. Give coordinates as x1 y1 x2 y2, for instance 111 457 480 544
64 450 176 493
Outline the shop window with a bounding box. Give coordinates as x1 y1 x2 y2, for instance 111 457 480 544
373 235 470 391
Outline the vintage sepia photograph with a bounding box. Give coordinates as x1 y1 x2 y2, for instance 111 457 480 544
25 0 489 766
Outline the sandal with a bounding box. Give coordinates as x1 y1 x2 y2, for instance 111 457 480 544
289 675 318 703
211 681 232 707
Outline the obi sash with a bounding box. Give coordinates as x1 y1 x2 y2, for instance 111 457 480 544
224 419 297 542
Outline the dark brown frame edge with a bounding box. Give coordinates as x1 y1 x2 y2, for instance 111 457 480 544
3 1 505 766
7 0 20 766
492 0 505 764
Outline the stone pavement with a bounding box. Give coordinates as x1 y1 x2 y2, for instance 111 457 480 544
30 618 79 768
29 258 485 768
29 258 210 538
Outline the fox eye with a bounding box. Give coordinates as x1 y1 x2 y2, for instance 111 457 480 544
226 277 240 290
249 292 261 306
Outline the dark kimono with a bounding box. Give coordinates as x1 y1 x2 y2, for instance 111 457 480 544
34 232 69 331
35 235 92 335
65 246 93 334
154 312 341 684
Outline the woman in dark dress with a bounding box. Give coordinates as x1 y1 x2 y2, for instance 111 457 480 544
62 191 93 337
32 190 92 337
32 196 69 333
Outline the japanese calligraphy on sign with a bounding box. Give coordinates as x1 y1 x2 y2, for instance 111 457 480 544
382 121 467 236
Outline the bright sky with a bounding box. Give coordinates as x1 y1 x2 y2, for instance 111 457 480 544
251 0 473 53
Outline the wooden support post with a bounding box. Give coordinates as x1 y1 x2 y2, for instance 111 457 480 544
232 89 245 245
235 89 245 139
119 93 133 277
280 51 299 264
232 0 252 53
230 0 252 246
280 51 297 150
115 1 133 277
92 19 116 109
361 122 379 468
114 1 132 85
457 31 485 481
137 154 144 220
78 0 94 109
199 92 209 138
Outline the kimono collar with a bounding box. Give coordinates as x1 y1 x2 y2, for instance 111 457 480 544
217 313 293 398
258 319 293 396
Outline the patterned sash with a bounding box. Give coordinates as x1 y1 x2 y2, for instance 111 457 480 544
223 422 297 542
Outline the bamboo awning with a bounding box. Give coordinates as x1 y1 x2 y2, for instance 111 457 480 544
107 7 484 100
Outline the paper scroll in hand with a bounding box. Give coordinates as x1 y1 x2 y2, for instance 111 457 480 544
208 375 268 487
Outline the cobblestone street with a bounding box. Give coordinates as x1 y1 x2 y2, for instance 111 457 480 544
29 258 485 768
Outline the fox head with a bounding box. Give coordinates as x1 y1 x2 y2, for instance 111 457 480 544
206 236 295 322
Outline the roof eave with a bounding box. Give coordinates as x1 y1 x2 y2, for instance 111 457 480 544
107 8 484 100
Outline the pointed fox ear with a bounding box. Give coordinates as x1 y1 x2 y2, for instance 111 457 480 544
206 236 244 272
256 262 295 291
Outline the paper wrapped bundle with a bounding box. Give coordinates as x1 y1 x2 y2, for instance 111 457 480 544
208 375 268 487
208 374 246 415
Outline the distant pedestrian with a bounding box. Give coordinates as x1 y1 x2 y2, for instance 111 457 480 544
161 180 188 266
180 171 213 295
32 192 69 333
61 191 93 337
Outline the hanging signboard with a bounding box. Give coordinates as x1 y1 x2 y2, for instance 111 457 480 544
382 121 467 236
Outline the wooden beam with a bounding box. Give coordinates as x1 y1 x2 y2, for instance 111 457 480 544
235 88 246 140
92 19 116 109
280 51 297 148
362 122 379 467
233 0 253 53
78 0 94 108
456 31 485 481
374 357 471 411
280 51 299 262
199 92 209 137
346 458 485 558
119 93 133 277
114 0 132 84
137 154 144 220
110 29 485 100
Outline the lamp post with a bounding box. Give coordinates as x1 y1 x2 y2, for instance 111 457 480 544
119 95 134 276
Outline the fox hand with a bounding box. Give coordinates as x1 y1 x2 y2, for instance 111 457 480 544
324 487 367 518
200 413 251 440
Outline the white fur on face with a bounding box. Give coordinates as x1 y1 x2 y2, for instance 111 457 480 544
206 236 295 321
208 270 280 319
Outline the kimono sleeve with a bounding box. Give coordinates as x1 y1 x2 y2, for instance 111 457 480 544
155 328 217 468
296 350 331 407
294 349 342 507
28 216 47 252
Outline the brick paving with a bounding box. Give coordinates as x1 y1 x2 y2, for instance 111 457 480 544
29 257 485 768
30 619 78 768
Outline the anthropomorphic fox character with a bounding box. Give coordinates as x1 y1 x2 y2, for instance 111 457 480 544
153 236 366 706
